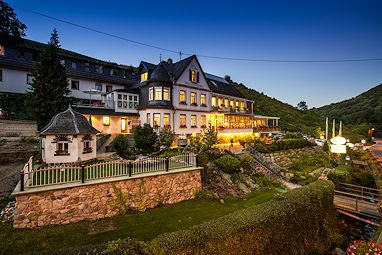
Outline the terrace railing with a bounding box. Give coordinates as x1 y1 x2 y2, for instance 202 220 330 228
20 153 198 190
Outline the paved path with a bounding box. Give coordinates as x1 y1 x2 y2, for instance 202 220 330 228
370 139 382 163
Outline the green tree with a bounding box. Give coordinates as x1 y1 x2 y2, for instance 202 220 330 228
297 101 308 112
201 126 217 150
111 134 130 159
0 0 27 39
27 29 70 128
133 124 158 154
315 127 325 138
157 127 175 149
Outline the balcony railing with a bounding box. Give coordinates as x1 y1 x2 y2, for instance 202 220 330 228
74 100 138 110
211 106 253 114
253 126 280 132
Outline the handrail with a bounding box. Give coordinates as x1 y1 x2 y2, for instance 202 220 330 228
334 190 382 202
338 182 382 192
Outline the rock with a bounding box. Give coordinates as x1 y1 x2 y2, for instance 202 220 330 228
219 199 225 204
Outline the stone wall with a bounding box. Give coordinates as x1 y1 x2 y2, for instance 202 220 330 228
13 169 202 228
0 120 37 137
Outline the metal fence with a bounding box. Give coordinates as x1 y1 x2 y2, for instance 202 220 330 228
20 153 198 190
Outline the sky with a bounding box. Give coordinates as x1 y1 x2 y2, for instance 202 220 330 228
7 0 382 108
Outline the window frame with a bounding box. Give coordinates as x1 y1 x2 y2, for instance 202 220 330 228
190 92 197 105
71 80 80 90
140 72 148 82
149 87 154 101
211 96 217 107
163 113 170 127
106 85 113 93
201 115 207 128
26 74 34 85
155 87 163 100
153 113 161 127
95 82 103 91
163 87 170 101
146 113 151 125
179 90 187 104
180 114 187 128
190 115 197 128
200 94 207 106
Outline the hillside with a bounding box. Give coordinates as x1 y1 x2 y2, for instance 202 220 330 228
233 83 322 135
312 84 382 134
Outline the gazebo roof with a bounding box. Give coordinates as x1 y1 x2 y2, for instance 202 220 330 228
40 105 99 135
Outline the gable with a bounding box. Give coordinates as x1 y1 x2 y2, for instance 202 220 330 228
175 57 210 90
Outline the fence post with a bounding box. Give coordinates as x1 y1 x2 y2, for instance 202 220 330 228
196 154 199 167
20 171 24 191
129 162 132 177
81 165 85 183
166 157 169 172
355 196 358 211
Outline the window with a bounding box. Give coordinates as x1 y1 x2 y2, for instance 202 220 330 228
163 87 170 101
106 85 113 93
201 94 206 106
224 98 229 108
146 113 151 125
121 118 127 132
189 70 199 83
241 101 245 110
32 53 38 62
153 113 161 127
179 90 186 104
141 72 148 82
155 87 162 100
164 113 170 127
235 100 239 108
71 61 77 69
230 100 234 108
190 92 197 105
191 115 197 128
85 63 90 72
17 50 24 59
26 74 34 85
102 116 110 126
218 98 224 107
60 59 65 66
111 69 118 76
212 96 217 107
201 115 206 128
95 65 103 74
95 83 102 91
0 45 4 56
71 80 79 90
180 114 186 128
56 142 69 155
149 87 154 101
82 134 93 153
0 69 2 82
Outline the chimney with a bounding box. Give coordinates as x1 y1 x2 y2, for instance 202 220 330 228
167 58 173 65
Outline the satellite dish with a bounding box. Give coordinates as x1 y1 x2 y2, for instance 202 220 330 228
330 136 347 145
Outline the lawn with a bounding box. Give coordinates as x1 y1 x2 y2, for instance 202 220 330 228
0 189 276 254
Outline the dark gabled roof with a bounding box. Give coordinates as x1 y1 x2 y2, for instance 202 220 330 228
172 55 194 79
8 38 136 71
40 105 99 135
205 73 244 98
150 62 171 82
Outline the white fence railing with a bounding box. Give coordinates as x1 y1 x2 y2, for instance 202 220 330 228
20 153 198 190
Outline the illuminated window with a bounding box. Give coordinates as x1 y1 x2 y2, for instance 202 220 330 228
224 98 229 108
241 101 245 110
201 115 206 128
153 113 161 127
121 118 127 132
179 90 186 104
149 87 154 101
191 115 197 127
230 100 234 108
190 70 198 83
201 94 206 106
155 87 162 100
102 116 110 126
0 45 5 55
164 113 170 127
218 97 224 107
180 114 186 128
141 72 148 82
212 96 217 107
146 113 150 125
235 101 239 108
190 92 197 105
163 87 170 101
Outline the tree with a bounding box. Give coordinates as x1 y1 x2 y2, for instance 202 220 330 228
133 124 158 154
157 127 175 149
201 126 217 150
0 0 27 38
297 101 308 111
315 127 325 139
27 29 70 128
111 134 130 159
224 75 232 83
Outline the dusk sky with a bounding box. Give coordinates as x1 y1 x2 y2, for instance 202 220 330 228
8 0 382 108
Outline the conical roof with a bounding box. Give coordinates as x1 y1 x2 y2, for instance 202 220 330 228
39 105 99 135
150 62 171 82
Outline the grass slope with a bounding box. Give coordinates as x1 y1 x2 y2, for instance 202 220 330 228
0 190 275 254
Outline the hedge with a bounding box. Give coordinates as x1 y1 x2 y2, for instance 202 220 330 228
254 138 311 153
149 180 337 255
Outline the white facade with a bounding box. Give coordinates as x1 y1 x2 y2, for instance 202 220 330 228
42 134 97 164
0 68 31 94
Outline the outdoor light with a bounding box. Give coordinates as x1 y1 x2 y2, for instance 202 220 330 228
102 116 110 126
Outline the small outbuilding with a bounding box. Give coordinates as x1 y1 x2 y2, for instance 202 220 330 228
40 105 99 164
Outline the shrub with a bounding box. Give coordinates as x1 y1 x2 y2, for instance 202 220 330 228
149 181 338 255
133 124 158 154
157 128 175 149
102 238 148 255
253 138 311 153
111 135 130 158
215 154 241 174
240 151 253 170
251 174 283 189
328 164 351 185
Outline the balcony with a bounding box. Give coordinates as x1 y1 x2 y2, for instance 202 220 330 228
253 126 280 132
211 106 253 115
74 100 138 111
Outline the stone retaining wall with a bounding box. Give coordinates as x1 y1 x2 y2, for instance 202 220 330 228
13 169 202 228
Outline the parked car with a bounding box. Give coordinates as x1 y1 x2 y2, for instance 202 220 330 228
315 139 325 146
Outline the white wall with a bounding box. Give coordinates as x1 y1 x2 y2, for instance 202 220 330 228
0 68 30 94
176 58 210 90
69 79 125 100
